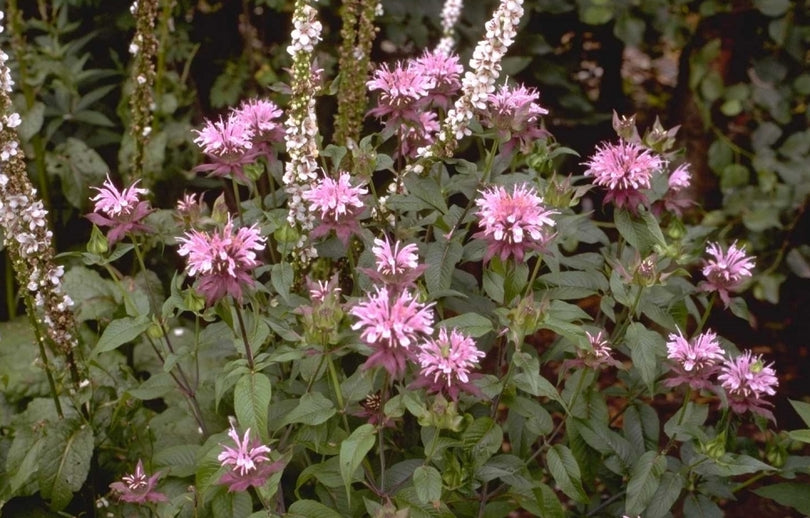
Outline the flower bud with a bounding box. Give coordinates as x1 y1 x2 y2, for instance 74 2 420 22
87 224 109 255
184 289 206 313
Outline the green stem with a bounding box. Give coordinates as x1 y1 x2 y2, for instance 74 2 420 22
696 292 716 334
732 471 769 493
523 256 544 298
5 258 15 318
233 303 256 370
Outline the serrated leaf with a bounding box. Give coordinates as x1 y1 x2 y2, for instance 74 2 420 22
644 472 685 518
19 102 45 140
789 399 810 427
37 419 93 511
625 451 666 515
287 500 345 518
546 445 587 504
754 483 810 515
271 263 294 302
438 313 493 338
626 322 665 394
462 417 503 467
615 209 666 254
93 315 151 354
683 493 722 518
128 372 176 400
280 392 336 427
340 424 376 504
413 465 442 504
211 489 252 518
532 483 565 518
234 372 272 443
154 444 200 478
45 138 108 209
425 239 463 295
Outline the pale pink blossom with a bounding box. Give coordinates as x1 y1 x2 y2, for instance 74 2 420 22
474 183 558 262
562 330 622 371
86 174 152 243
583 141 664 211
413 327 485 400
109 460 167 504
699 241 755 306
302 171 367 244
193 114 256 180
664 329 725 390
412 50 463 109
367 61 435 125
350 286 435 378
177 217 266 305
218 425 282 492
483 84 549 153
360 237 428 291
718 351 778 420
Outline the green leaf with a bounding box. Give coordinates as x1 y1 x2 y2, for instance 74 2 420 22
530 483 565 518
154 444 200 478
789 399 810 427
211 489 252 518
788 429 810 443
754 483 810 515
625 451 666 516
45 138 108 209
425 239 463 296
683 493 722 518
438 313 493 338
279 392 336 427
462 417 503 467
626 322 665 394
18 101 45 140
664 402 708 440
93 315 151 354
37 419 93 511
271 263 294 302
62 266 117 322
644 471 685 518
413 465 442 504
0 317 47 402
754 0 791 17
287 500 344 518
339 424 376 504
128 372 176 400
614 209 666 254
546 445 588 504
234 372 272 443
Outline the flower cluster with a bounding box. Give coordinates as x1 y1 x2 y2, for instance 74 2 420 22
350 286 435 379
482 83 549 154
718 351 779 420
474 183 558 262
582 140 664 211
177 217 266 305
665 329 725 390
359 237 428 291
302 171 368 244
435 0 464 55
217 425 282 492
86 174 152 243
109 460 167 504
413 327 485 400
699 241 755 306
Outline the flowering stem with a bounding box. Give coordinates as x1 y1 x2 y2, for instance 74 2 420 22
230 176 245 226
233 303 256 370
523 256 544 297
30 308 64 418
378 372 391 494
696 292 716 334
326 351 351 431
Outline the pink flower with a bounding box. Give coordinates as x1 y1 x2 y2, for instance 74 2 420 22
474 183 558 262
668 163 692 192
582 141 664 211
349 286 435 378
412 328 486 400
412 50 463 109
399 111 440 158
193 114 257 180
664 329 724 390
482 84 550 154
367 61 435 126
175 192 207 226
218 425 283 492
86 174 152 243
302 171 367 244
109 459 167 504
699 241 755 306
718 351 778 420
233 98 284 160
359 237 427 290
562 330 623 371
177 217 266 305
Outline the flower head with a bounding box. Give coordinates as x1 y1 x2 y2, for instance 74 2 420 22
233 98 283 142
177 217 266 305
360 237 427 290
413 327 485 400
302 171 367 244
412 50 463 109
350 286 435 378
218 425 282 492
665 329 725 390
483 84 549 153
582 141 664 211
86 174 152 243
109 460 167 504
367 62 435 124
193 114 256 180
474 183 558 262
699 241 755 306
718 351 778 420
562 330 622 371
